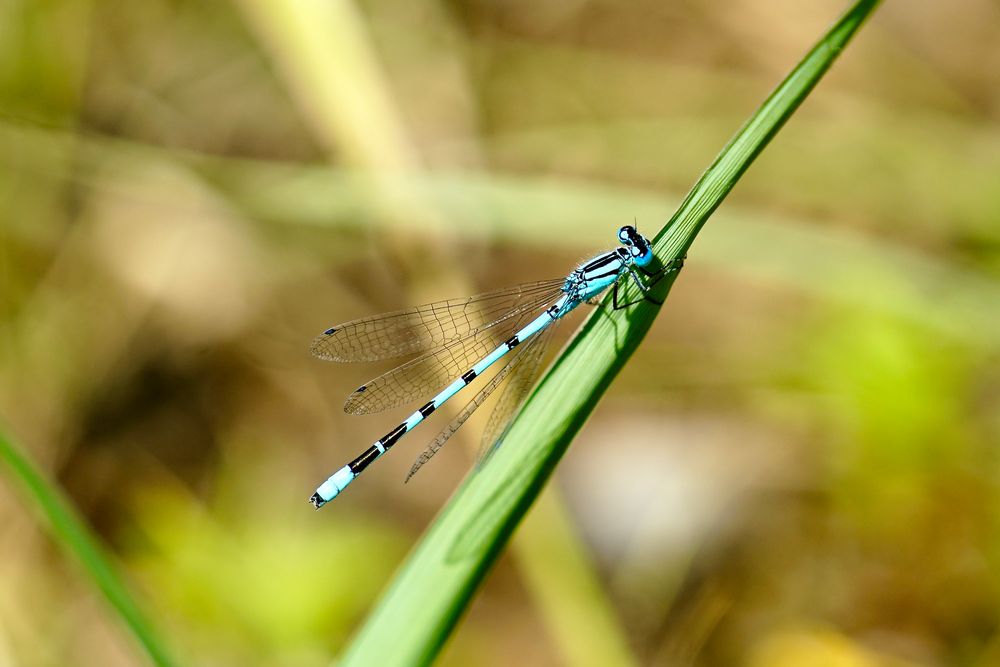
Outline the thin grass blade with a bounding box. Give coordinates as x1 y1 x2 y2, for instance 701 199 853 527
0 428 179 667
338 1 882 665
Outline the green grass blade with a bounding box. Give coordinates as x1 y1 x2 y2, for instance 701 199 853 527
512 490 638 667
0 429 179 667
340 1 881 665
651 0 881 261
341 1 882 663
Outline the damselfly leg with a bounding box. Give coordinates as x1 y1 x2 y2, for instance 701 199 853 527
611 255 686 310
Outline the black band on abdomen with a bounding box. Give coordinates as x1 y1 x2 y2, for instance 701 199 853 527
379 423 407 450
350 446 381 474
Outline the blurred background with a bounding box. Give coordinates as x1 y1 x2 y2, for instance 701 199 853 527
1 0 998 665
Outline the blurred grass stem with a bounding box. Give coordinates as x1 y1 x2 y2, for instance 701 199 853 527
0 429 179 667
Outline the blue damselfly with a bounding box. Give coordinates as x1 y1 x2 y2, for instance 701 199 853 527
309 226 682 508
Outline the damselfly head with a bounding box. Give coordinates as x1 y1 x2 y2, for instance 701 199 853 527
617 225 637 243
617 225 653 266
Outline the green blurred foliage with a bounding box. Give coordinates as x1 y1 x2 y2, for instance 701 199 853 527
0 0 997 665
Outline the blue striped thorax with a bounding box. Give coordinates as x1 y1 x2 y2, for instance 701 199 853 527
562 225 654 305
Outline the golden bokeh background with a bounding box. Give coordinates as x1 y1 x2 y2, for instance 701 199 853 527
1 1 998 665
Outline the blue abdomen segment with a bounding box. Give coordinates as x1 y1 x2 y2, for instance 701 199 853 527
432 377 468 409
310 465 355 507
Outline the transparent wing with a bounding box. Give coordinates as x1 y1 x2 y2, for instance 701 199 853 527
477 325 555 464
343 287 562 414
404 326 553 482
311 279 565 363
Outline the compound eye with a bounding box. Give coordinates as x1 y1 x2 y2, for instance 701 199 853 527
618 225 635 243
